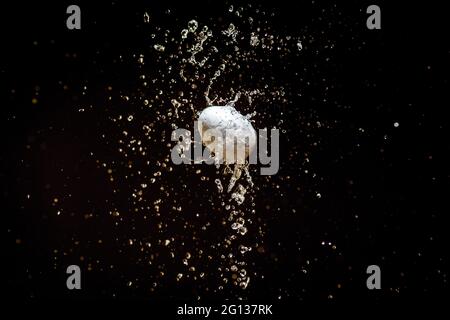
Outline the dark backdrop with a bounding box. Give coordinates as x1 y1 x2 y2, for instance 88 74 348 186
1 0 449 311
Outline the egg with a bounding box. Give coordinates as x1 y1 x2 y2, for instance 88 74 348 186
197 105 257 164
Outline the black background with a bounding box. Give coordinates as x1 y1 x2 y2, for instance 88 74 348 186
1 0 449 312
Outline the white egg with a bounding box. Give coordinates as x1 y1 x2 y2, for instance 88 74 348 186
198 105 257 164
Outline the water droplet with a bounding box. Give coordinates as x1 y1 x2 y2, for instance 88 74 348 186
188 20 198 33
143 12 150 23
154 44 165 52
215 179 223 193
